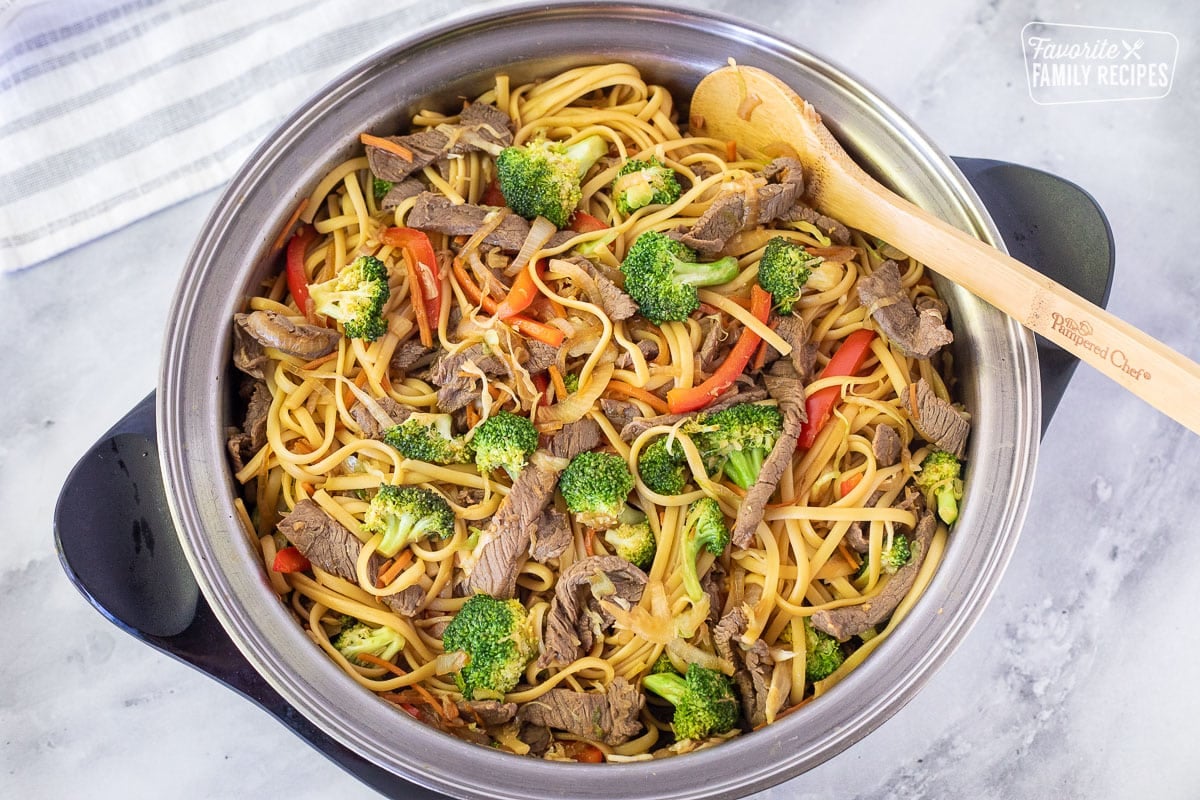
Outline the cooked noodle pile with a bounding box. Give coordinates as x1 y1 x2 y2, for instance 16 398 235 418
227 62 969 761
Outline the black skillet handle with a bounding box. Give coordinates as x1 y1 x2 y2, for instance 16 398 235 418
952 157 1116 435
53 393 443 799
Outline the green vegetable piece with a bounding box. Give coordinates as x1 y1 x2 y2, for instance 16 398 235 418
558 450 635 530
383 413 473 465
332 619 405 666
442 594 538 700
496 134 609 227
679 497 730 603
756 236 824 314
914 449 963 525
803 619 844 682
618 230 739 324
642 663 740 740
472 410 538 480
612 156 682 215
361 484 454 558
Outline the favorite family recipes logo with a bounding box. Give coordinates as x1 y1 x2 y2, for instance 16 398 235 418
1022 22 1178 104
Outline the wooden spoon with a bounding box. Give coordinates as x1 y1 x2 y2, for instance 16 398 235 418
691 64 1200 435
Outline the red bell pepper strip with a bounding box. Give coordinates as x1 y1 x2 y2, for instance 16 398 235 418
286 224 317 320
570 211 609 233
381 227 442 347
666 285 772 414
272 546 311 573
451 257 565 348
495 258 546 319
481 178 507 207
796 328 877 450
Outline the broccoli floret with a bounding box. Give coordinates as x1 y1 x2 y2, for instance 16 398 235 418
642 663 740 740
618 231 739 324
804 619 844 681
637 435 689 496
472 410 538 480
558 450 635 530
914 449 964 525
372 177 394 201
691 403 784 489
562 371 580 395
649 651 677 675
383 413 473 465
679 496 730 602
603 508 657 569
756 236 824 314
332 619 405 666
495 134 609 228
881 533 912 574
612 156 682 215
442 594 538 700
362 484 455 558
308 255 390 341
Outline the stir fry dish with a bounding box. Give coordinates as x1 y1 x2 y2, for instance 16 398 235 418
226 62 970 762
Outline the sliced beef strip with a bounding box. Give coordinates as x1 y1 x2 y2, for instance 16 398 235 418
387 584 426 616
379 177 426 210
731 361 808 548
457 700 518 728
696 316 729 375
546 417 602 460
563 255 638 321
429 344 511 412
232 320 270 379
599 398 639 432
390 340 438 375
539 555 648 668
227 379 272 473
618 387 769 442
872 424 902 467
276 500 419 616
614 338 660 370
774 313 818 381
406 192 576 253
235 310 341 361
777 202 852 245
810 510 938 641
529 505 573 563
856 260 953 359
700 558 727 625
844 491 885 554
349 395 415 440
671 158 811 255
468 461 559 599
521 339 560 374
711 606 777 726
366 102 515 183
516 677 644 746
900 378 970 458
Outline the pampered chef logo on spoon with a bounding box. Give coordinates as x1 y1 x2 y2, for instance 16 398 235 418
1022 22 1178 104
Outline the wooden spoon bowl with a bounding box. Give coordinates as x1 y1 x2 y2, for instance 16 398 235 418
690 64 1200 435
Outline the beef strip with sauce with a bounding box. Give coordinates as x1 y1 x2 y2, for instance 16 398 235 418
276 500 424 616
546 417 602 459
348 396 415 440
235 310 341 361
900 378 970 457
365 102 515 183
711 604 789 728
379 177 426 210
856 260 953 359
528 505 573 562
809 509 937 641
428 344 511 412
516 677 644 746
599 398 640 432
614 338 660 370
539 555 648 668
406 192 577 253
871 424 902 467
226 379 271 473
560 255 638 321
731 360 808 548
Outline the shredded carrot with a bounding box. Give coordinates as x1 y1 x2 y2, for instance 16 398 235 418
360 132 413 162
272 197 310 252
547 296 568 319
375 549 414 588
343 370 370 408
584 528 597 557
548 365 569 401
465 403 480 429
908 381 920 422
604 381 669 415
354 652 408 677
299 351 339 371
839 472 863 498
725 140 738 161
751 338 770 372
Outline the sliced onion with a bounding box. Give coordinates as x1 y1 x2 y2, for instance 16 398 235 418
459 206 511 264
537 361 614 428
667 637 735 676
506 215 557 277
435 650 468 675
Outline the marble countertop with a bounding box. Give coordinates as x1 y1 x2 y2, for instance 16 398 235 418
4 0 1198 797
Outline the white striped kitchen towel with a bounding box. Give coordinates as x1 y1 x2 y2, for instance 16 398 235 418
0 0 491 273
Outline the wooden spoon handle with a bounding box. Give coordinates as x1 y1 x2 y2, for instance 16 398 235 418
852 183 1200 434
